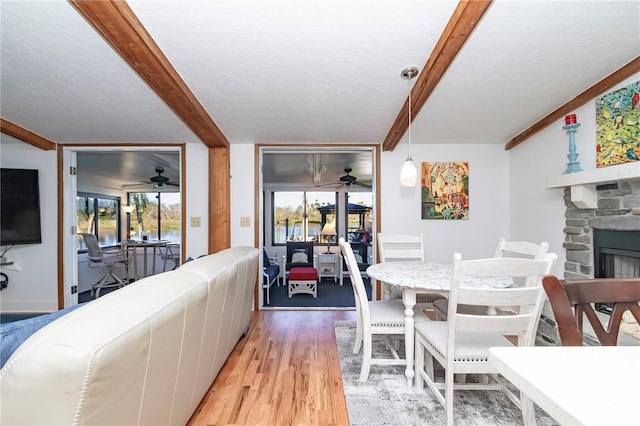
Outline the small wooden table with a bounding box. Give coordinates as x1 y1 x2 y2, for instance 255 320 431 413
489 346 640 425
317 253 341 284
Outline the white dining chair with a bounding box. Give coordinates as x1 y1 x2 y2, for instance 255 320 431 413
340 237 430 382
414 252 556 426
80 233 132 298
376 233 446 306
434 238 549 320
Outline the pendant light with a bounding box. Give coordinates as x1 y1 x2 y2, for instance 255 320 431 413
400 65 418 187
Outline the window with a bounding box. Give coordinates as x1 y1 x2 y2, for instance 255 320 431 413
128 192 181 243
345 192 373 243
76 193 121 249
272 191 337 245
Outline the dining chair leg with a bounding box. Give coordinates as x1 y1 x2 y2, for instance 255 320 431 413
445 368 455 426
359 335 372 382
425 354 434 383
353 314 363 354
415 336 425 389
520 392 537 426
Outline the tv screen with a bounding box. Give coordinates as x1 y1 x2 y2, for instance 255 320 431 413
1 168 42 245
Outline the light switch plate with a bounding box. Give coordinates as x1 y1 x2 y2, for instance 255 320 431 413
190 217 201 227
240 216 251 227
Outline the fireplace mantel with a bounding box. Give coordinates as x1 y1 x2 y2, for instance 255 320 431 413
546 162 640 208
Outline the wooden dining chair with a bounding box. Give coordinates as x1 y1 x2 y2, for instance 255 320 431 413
542 275 640 346
414 253 555 426
376 233 446 306
339 238 430 382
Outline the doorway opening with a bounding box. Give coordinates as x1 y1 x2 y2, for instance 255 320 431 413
259 146 378 309
62 145 184 307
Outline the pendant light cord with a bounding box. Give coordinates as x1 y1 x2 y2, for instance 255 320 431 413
407 75 412 161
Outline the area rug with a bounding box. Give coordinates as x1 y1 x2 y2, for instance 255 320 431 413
334 321 558 426
265 277 372 308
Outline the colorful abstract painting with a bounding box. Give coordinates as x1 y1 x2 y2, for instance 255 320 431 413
421 162 469 220
595 81 640 168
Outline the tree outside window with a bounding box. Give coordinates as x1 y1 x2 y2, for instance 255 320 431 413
272 191 337 244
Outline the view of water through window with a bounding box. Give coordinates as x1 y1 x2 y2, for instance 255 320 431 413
77 192 180 249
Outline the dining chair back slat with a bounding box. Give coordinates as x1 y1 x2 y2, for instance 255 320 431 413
494 238 549 259
456 286 542 307
377 233 424 262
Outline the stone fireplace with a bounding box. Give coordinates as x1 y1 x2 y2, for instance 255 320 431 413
563 180 640 280
537 163 640 345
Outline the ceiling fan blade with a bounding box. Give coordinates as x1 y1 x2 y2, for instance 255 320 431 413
354 181 372 189
122 182 152 188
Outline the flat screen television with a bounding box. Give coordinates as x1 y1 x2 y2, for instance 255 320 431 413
0 168 42 246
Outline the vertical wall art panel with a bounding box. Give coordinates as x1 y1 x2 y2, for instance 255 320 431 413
421 162 469 220
595 81 640 168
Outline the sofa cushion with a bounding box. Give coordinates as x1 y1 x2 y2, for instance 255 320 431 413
1 303 85 368
264 264 280 281
289 267 318 281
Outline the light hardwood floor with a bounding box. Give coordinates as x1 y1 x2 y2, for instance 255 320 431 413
188 310 356 426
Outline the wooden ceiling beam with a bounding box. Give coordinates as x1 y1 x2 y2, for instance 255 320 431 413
382 0 493 152
0 118 57 150
505 57 640 150
69 0 229 149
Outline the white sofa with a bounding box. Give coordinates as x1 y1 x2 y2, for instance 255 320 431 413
0 246 259 425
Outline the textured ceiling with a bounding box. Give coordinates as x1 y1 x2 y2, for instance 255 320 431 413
1 1 639 188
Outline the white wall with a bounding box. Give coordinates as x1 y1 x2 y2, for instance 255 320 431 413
184 142 210 258
230 144 255 248
380 142 510 263
0 138 59 312
509 73 640 278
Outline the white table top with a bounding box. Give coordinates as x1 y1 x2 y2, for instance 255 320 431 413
366 261 512 291
120 239 168 247
489 346 640 425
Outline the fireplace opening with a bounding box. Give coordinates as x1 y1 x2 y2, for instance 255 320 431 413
593 229 640 313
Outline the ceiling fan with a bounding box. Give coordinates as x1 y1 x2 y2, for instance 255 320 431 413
328 168 371 188
123 166 179 190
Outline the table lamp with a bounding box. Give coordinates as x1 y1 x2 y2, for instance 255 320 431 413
320 223 337 253
122 205 135 241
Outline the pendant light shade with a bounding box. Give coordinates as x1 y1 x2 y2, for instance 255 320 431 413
400 159 417 187
400 65 419 187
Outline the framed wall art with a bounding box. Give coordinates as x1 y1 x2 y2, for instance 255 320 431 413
421 161 469 220
595 81 640 168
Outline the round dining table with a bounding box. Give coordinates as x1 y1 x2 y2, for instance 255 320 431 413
366 260 513 387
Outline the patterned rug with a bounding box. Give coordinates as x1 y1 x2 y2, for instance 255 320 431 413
334 321 558 426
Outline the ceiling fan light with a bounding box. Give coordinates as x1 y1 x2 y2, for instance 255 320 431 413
400 158 417 187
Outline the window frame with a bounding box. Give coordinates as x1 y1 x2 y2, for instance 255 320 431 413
76 192 122 251
270 191 338 246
